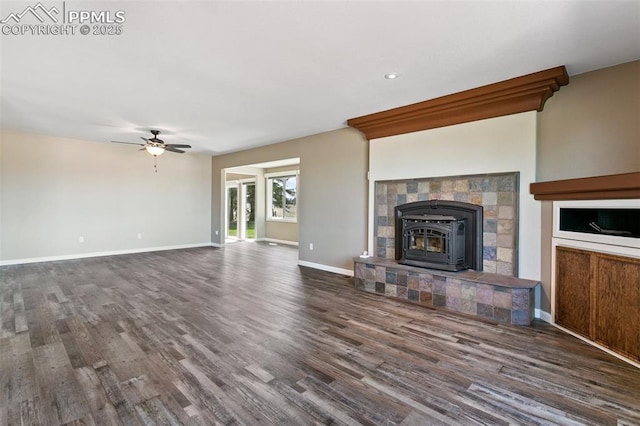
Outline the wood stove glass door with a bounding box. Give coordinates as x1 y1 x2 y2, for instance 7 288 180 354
404 225 427 259
420 223 452 264
426 229 446 254
409 229 425 252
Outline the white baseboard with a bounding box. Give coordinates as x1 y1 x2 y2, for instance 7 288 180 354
535 309 552 323
257 238 299 247
211 242 225 248
0 243 215 266
298 260 354 277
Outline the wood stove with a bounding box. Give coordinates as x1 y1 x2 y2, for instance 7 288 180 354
395 200 483 271
401 215 467 271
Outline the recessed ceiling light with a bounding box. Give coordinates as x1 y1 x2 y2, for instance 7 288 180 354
385 73 399 80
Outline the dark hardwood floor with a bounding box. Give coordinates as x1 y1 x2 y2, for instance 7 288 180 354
1 242 639 425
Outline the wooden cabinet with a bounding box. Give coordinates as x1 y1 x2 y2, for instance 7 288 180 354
595 253 640 361
555 247 592 336
555 246 640 362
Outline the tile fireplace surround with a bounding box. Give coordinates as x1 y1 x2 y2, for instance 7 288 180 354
375 171 519 276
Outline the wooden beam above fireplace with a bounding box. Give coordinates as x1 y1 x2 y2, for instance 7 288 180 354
530 172 640 200
347 66 569 140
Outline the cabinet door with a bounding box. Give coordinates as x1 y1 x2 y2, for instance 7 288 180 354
594 253 640 361
555 246 592 337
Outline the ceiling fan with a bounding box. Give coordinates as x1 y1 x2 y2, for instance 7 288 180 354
111 130 192 156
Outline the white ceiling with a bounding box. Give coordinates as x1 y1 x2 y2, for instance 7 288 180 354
1 1 639 155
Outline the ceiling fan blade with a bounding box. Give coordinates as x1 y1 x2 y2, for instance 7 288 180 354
111 140 145 146
138 147 147 151
165 144 191 149
165 147 185 153
140 137 150 143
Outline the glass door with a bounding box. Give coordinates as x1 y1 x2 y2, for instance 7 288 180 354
243 182 256 240
227 186 238 239
426 229 446 253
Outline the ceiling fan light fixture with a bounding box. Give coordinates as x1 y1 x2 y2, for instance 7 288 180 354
146 145 165 156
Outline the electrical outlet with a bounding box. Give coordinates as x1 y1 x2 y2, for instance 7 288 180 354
215 230 219 235
309 243 314 251
79 236 84 243
137 233 142 239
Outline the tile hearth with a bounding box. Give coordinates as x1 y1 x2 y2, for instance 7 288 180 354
354 256 539 325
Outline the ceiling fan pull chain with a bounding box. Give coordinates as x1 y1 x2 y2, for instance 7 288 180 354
154 155 158 173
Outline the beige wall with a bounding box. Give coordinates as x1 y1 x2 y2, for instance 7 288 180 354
535 60 640 313
537 60 639 181
0 131 212 262
212 127 368 272
226 173 254 181
265 221 298 243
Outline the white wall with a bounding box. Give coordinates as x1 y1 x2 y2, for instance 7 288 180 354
0 131 212 263
369 111 540 280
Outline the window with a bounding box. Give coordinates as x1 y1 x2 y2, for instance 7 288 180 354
267 172 297 222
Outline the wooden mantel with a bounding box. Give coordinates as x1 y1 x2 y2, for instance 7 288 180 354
530 172 640 200
347 66 569 140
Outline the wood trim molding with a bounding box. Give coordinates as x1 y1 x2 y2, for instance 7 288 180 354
347 66 569 140
530 172 640 200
